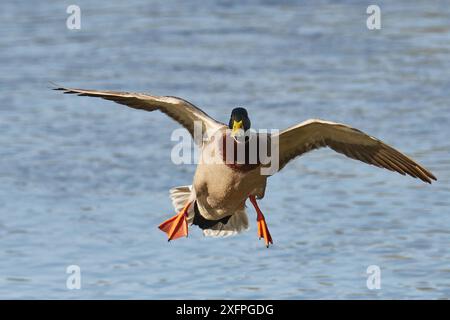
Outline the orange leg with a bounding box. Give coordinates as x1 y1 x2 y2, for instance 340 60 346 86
158 202 192 241
249 196 273 248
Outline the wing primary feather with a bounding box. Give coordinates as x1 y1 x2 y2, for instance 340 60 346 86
378 153 407 175
276 119 436 183
53 84 226 143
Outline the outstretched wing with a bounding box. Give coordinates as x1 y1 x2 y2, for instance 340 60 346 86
53 85 225 142
273 119 436 183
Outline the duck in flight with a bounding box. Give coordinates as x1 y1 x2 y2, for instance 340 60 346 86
54 85 436 247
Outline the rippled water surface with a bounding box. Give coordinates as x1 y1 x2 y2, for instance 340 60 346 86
1 0 449 299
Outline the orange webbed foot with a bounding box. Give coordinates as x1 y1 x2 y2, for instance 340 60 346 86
249 195 273 248
158 202 192 241
257 216 273 248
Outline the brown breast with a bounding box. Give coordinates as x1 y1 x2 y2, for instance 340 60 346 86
219 133 270 172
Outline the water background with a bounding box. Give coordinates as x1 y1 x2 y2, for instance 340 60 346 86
1 0 449 299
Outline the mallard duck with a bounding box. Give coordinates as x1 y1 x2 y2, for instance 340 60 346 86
54 86 436 247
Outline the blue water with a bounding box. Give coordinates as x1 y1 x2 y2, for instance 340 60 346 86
1 0 449 299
